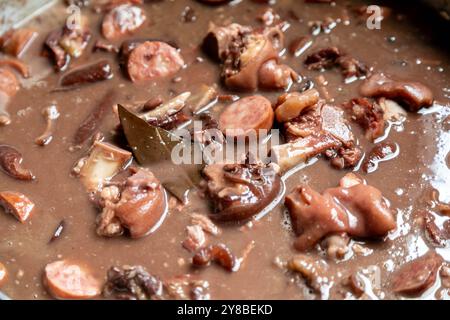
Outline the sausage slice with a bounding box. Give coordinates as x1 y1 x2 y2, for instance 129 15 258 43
219 95 274 138
43 260 102 299
391 251 443 296
0 191 35 223
127 41 184 82
102 5 146 40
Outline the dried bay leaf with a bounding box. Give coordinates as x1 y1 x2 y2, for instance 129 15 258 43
118 104 202 202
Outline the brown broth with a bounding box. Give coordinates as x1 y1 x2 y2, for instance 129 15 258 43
0 0 449 300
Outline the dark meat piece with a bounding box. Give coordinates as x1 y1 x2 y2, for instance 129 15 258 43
222 32 278 90
0 191 35 223
328 144 363 170
360 73 434 112
192 243 238 271
190 113 224 158
126 41 184 82
96 168 167 238
345 98 385 141
362 142 398 173
203 161 281 221
44 23 91 71
95 186 124 237
0 28 37 57
278 101 362 171
102 4 146 40
285 173 396 251
336 55 369 79
103 265 163 300
304 47 341 70
44 30 70 71
305 47 369 80
57 25 91 59
202 23 252 61
204 23 297 91
60 60 113 87
391 251 443 296
0 144 35 181
284 102 355 144
104 264 210 300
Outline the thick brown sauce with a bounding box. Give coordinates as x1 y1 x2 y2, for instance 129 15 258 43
0 0 449 299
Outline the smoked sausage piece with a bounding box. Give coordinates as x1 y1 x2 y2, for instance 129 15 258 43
43 260 102 299
127 41 184 82
218 95 274 138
